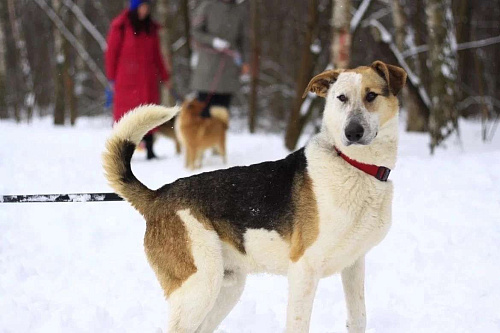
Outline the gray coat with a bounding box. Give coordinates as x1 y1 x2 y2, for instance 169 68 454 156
190 0 248 94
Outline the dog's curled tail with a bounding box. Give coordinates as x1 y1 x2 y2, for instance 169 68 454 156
102 104 180 214
210 106 229 126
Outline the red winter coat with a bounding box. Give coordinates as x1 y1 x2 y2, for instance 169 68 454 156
105 10 169 123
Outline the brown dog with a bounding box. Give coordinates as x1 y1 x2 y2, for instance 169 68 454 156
174 99 229 170
156 118 181 155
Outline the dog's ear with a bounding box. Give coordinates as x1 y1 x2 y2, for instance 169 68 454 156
371 60 407 96
302 69 343 98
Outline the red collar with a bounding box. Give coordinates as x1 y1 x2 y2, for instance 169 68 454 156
334 146 391 181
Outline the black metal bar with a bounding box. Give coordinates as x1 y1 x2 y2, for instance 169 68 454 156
0 192 124 203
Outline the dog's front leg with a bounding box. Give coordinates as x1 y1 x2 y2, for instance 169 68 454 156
341 256 366 333
286 260 319 333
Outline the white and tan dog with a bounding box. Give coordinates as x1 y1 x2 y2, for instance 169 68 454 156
102 60 406 333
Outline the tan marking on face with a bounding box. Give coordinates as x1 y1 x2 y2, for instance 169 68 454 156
289 172 319 262
144 211 197 297
349 66 400 126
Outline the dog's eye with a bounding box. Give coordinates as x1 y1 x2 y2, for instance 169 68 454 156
366 92 378 102
337 94 348 103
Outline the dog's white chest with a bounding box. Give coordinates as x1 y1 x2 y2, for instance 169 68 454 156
308 173 392 276
314 202 391 276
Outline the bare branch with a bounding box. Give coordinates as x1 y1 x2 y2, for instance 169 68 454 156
171 37 187 53
61 0 107 51
350 0 372 33
402 34 500 58
33 0 107 87
368 19 432 108
456 96 500 112
456 34 500 51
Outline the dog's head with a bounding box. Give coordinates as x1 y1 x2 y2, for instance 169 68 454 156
183 99 206 116
304 61 406 147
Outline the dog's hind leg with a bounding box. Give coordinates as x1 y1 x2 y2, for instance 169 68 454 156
166 209 224 332
186 145 196 170
217 135 227 165
195 269 246 333
341 256 366 333
175 138 181 155
194 149 203 169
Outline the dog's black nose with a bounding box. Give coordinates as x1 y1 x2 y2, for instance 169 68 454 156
345 122 364 142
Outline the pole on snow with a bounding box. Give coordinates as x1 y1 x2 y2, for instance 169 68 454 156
0 192 124 203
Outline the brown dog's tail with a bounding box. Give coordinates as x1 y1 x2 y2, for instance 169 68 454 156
102 104 180 214
209 106 229 126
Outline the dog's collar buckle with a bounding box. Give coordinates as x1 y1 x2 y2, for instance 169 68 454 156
375 166 391 181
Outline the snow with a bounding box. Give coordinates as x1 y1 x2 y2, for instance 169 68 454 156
1 116 500 332
310 41 321 55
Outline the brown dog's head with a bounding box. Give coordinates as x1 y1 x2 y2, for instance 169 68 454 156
183 99 206 117
304 61 407 147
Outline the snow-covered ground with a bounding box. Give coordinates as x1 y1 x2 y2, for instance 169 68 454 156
1 116 499 333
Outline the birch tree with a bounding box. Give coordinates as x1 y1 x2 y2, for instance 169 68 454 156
331 0 352 68
426 0 459 153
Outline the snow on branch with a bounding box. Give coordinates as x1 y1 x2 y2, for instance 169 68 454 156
350 0 372 33
402 34 500 58
172 37 187 53
456 34 500 51
33 0 108 87
61 0 107 51
456 95 500 112
368 19 432 108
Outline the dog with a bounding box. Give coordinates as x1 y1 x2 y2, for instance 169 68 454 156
102 60 407 333
157 118 181 155
174 99 229 170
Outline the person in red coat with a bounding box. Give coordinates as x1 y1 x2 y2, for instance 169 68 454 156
105 0 170 159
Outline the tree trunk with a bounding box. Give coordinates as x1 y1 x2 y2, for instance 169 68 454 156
180 0 192 60
248 0 261 133
157 0 174 106
53 0 65 125
73 0 86 121
7 0 35 122
454 0 474 117
414 0 430 90
0 0 7 119
426 0 459 153
62 10 77 125
284 0 318 150
1 0 20 121
391 0 429 132
331 0 351 68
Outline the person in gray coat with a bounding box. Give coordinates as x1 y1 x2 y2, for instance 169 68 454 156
191 0 249 118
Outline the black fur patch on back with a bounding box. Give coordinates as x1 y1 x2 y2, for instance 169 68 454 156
157 148 309 253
